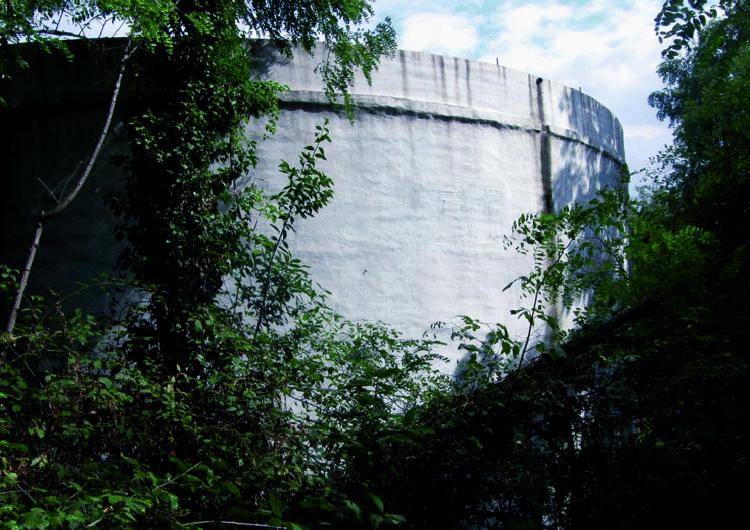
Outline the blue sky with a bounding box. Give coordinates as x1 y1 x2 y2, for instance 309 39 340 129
371 0 673 176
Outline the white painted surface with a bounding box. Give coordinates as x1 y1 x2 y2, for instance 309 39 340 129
246 45 625 366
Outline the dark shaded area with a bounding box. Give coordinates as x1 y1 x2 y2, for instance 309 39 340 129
339 264 750 528
0 39 128 313
0 39 291 315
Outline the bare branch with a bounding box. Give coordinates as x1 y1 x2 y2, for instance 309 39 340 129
154 462 202 490
43 41 131 220
180 522 284 529
36 177 58 203
4 41 133 337
36 28 88 40
57 160 84 202
5 222 43 335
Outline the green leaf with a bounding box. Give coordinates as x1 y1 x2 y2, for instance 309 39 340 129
368 492 384 512
369 513 384 529
343 499 362 523
269 494 283 517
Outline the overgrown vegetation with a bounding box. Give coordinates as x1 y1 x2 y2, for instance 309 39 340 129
0 2 444 528
2 0 749 528
342 2 750 527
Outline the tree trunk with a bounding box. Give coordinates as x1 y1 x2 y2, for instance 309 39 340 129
4 41 132 335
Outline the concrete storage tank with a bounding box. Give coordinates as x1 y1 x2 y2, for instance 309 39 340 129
1 40 625 364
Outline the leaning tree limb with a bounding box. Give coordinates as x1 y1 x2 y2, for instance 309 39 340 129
5 41 132 336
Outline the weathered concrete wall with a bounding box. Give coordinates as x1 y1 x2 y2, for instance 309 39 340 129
249 44 625 357
1 40 624 367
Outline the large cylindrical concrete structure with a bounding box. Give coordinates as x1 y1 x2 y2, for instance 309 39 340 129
1 40 625 364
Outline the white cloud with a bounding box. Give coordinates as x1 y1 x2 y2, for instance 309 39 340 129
625 124 671 141
478 0 671 171
481 1 660 93
400 12 479 55
373 0 673 173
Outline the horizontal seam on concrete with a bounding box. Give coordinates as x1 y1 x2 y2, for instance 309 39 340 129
545 126 624 165
279 90 625 164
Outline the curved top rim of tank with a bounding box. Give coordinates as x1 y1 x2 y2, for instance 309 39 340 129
248 38 620 119
2 37 626 163
4 36 619 122
249 38 626 163
388 47 587 100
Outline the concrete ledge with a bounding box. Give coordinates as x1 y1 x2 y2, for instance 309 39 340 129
280 90 626 164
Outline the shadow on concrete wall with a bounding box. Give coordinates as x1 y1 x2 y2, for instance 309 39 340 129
554 85 624 160
451 90 625 378
551 83 624 210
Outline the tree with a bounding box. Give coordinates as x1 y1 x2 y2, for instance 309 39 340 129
328 3 750 528
4 1 749 528
1 2 448 529
650 0 750 247
1 0 396 334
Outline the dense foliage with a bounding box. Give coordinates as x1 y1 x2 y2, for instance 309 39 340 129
2 0 750 529
0 1 443 529
340 2 750 528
